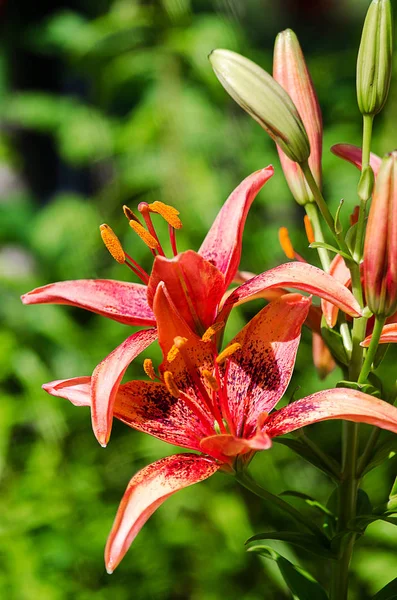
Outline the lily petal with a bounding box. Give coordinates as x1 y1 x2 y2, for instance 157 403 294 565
331 144 382 176
152 282 197 355
312 332 336 379
361 322 397 347
91 329 158 447
199 166 274 287
147 251 225 334
321 254 351 328
265 388 397 437
42 377 91 406
225 293 311 437
105 454 220 573
114 380 214 451
21 279 155 326
200 431 272 461
224 262 361 325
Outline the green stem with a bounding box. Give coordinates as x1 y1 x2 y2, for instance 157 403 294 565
301 161 351 257
358 315 386 384
235 470 327 541
305 202 331 271
353 115 374 262
299 431 341 480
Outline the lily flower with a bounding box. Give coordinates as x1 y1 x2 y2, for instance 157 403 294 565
42 289 397 573
22 166 362 446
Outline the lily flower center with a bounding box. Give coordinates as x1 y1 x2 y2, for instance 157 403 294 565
99 201 183 284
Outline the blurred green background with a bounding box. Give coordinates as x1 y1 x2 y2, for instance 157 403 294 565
1 0 397 598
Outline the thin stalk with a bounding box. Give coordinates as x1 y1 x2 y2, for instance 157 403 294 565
358 315 386 385
353 115 374 262
305 202 331 271
235 470 328 541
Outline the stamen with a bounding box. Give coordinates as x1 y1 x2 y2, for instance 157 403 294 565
148 201 182 229
124 253 150 284
174 336 188 349
138 202 165 256
202 321 225 342
123 205 141 224
129 220 159 250
216 343 242 365
202 369 219 391
143 358 157 380
169 224 178 257
100 224 126 264
164 371 180 398
278 227 295 260
303 215 315 244
167 336 188 362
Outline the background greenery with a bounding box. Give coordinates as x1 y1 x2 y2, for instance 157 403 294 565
1 1 397 598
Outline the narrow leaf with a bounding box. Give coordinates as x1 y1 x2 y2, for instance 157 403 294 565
363 435 397 474
309 242 351 261
273 437 340 480
280 491 335 518
371 577 397 600
246 531 335 559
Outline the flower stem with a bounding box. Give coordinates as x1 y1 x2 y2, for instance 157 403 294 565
305 202 331 271
353 114 374 262
235 470 327 541
358 315 386 385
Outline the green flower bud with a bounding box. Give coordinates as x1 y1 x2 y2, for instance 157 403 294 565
357 0 393 116
209 49 310 164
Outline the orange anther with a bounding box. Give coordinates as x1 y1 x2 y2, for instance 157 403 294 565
123 205 140 223
278 227 295 260
148 201 182 229
164 371 180 398
303 215 315 244
129 220 159 250
202 369 219 391
100 224 125 264
216 343 242 365
143 358 156 380
174 336 188 349
201 321 225 342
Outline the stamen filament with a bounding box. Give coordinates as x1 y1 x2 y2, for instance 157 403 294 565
214 359 236 436
169 224 178 256
124 260 150 283
138 203 166 257
124 252 150 283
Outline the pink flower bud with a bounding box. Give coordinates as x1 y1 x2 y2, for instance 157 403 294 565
364 151 397 316
273 29 322 206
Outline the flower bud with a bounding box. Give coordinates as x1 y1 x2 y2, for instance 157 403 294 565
364 151 397 316
273 29 322 205
209 49 310 164
357 0 393 116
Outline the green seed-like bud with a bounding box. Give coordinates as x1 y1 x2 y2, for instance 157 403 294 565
209 49 310 164
357 0 393 116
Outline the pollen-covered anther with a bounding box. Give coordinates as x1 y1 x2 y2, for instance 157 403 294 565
123 205 140 223
147 201 182 229
201 321 225 342
143 358 156 380
278 227 295 260
167 345 180 363
174 336 188 349
216 343 242 365
303 215 315 244
164 371 180 398
100 224 126 264
129 220 159 250
202 369 219 391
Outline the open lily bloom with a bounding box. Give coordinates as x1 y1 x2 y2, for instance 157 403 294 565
22 166 362 446
42 288 397 573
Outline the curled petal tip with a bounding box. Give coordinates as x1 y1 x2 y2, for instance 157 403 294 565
106 566 114 575
100 442 107 448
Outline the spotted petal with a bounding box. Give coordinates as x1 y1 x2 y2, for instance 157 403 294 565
105 454 220 573
361 323 397 347
265 388 397 437
224 262 361 325
321 254 351 328
199 166 274 287
331 144 382 176
91 328 158 447
42 377 91 406
21 279 155 326
225 293 311 438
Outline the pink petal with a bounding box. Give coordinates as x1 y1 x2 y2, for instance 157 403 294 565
91 329 158 447
265 388 397 437
321 254 351 328
105 454 219 573
42 377 91 406
147 251 225 334
21 279 155 326
199 166 274 287
114 380 214 452
225 293 311 437
224 262 361 325
361 322 397 347
312 332 336 379
200 430 271 461
331 144 382 177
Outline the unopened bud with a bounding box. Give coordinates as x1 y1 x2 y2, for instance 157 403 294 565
209 49 310 164
357 0 393 116
357 165 375 202
273 29 322 205
364 151 397 316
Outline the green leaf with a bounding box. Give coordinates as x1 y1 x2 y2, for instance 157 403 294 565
247 544 329 600
321 318 349 367
280 491 335 518
334 199 344 235
336 380 380 398
362 435 397 474
371 577 397 600
357 489 373 516
309 242 351 261
349 514 397 533
273 438 339 480
246 531 335 559
345 222 358 256
387 476 397 512
373 343 390 369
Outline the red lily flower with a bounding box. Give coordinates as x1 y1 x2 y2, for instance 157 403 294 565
22 166 362 446
42 289 397 573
